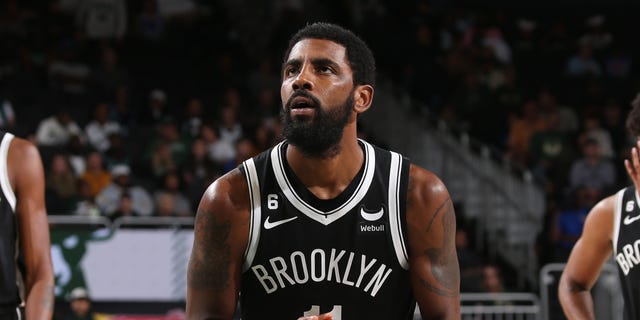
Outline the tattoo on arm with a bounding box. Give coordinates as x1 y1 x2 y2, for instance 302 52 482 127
188 208 232 290
41 284 53 309
421 197 458 298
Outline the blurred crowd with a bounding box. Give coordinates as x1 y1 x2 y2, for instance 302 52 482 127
1 0 639 292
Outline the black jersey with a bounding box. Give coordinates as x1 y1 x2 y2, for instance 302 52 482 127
238 140 415 320
613 186 640 320
0 132 23 313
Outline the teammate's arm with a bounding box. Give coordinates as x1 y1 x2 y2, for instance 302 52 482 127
186 169 250 320
558 196 614 320
11 138 54 319
406 165 460 319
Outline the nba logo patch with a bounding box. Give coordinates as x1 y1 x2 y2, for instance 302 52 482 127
627 201 635 212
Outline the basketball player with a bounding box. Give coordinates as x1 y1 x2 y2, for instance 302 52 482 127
186 22 460 319
0 131 54 319
559 93 640 319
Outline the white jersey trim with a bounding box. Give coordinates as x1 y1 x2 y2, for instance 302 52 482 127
0 133 15 211
242 158 262 272
388 151 409 269
270 139 376 226
612 188 626 254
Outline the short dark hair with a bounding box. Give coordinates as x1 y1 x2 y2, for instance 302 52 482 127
282 22 376 87
626 93 640 137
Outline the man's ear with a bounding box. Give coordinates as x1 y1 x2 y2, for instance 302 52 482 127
353 85 374 113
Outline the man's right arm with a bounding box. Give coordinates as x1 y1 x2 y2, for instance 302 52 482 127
558 196 615 320
186 169 250 320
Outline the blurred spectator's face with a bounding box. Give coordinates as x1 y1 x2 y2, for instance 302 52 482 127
483 266 502 292
157 194 175 216
200 125 218 143
71 299 91 317
95 103 109 122
115 175 129 186
191 139 207 158
51 155 68 174
57 112 72 125
87 153 103 170
187 99 202 116
455 230 468 249
165 174 179 191
119 196 134 214
583 142 600 158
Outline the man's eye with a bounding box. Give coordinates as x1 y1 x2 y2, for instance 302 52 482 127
285 67 299 76
318 66 333 74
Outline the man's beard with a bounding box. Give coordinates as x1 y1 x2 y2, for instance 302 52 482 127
281 90 353 158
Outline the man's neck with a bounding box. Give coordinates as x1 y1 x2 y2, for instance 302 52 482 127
286 137 363 200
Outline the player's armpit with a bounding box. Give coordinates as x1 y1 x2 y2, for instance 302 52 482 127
406 166 460 319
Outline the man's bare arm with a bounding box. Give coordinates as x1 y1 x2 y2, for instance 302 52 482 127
558 196 615 320
187 169 250 320
406 165 460 319
12 138 54 319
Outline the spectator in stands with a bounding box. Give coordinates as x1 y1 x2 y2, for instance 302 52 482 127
72 180 101 216
138 89 168 127
95 164 153 216
63 287 97 320
85 101 122 152
480 264 506 293
181 138 220 209
80 151 112 198
111 192 138 220
148 118 188 169
218 104 243 145
150 141 177 180
565 43 602 78
579 15 613 52
75 0 127 40
550 186 598 261
153 171 191 216
181 97 205 139
108 85 135 135
506 99 546 164
35 107 85 147
137 0 165 41
103 132 131 168
45 153 78 213
155 193 179 217
67 135 90 177
201 123 235 167
580 112 615 159
568 137 617 196
537 88 579 133
222 137 258 173
91 46 129 98
529 110 575 186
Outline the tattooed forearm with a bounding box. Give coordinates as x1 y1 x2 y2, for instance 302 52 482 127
422 197 459 297
41 284 54 309
188 208 232 290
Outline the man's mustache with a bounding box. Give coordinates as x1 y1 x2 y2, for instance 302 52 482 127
284 90 321 111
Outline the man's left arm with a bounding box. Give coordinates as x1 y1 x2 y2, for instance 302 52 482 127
406 165 460 319
12 139 54 319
